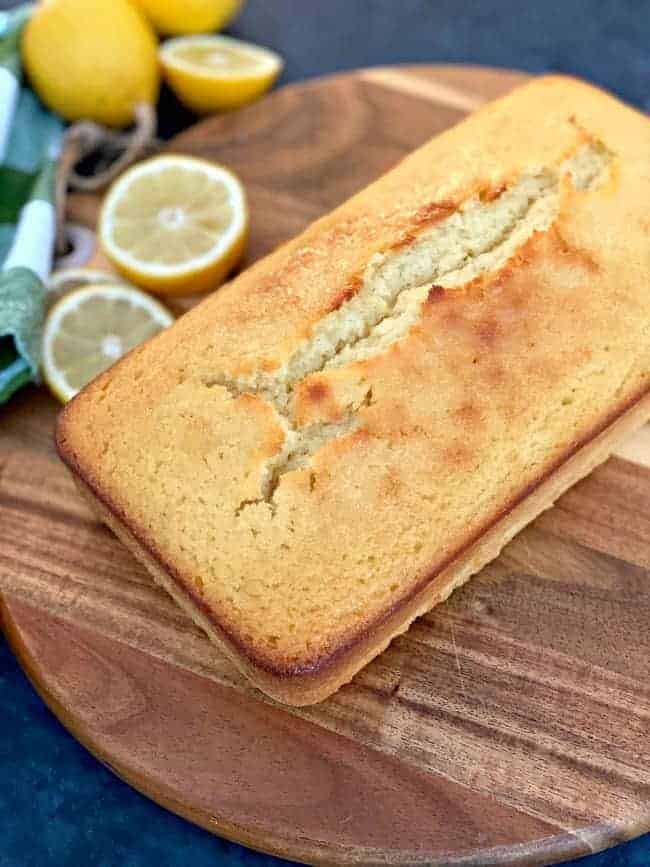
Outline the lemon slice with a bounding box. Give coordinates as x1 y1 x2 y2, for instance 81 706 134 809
47 267 128 303
99 155 248 296
42 284 173 403
159 35 283 113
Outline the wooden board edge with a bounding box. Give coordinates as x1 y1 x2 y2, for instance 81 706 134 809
0 593 322 865
3 593 648 867
5 62 649 867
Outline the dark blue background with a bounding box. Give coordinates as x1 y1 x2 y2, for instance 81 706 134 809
237 0 650 110
1 0 649 864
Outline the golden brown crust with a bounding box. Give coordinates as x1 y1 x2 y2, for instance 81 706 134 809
56 75 650 705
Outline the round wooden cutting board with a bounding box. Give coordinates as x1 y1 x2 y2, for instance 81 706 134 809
2 66 650 867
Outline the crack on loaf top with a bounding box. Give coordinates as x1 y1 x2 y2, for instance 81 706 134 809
204 142 611 517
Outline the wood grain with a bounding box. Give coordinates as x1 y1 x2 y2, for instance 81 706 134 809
2 65 649 866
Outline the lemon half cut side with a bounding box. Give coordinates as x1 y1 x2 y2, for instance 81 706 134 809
160 34 283 113
42 284 174 403
99 155 248 296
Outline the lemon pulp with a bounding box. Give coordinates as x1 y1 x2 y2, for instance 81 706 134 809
160 35 283 113
43 284 173 402
99 155 248 296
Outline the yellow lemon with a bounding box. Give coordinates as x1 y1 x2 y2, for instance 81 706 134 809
98 154 248 296
22 0 159 128
160 35 282 113
42 284 173 403
132 0 244 35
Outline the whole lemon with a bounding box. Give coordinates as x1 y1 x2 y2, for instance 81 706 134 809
132 0 243 36
23 0 160 128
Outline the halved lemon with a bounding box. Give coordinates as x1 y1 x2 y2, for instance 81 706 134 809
42 284 173 403
132 0 243 36
159 35 283 113
99 154 248 296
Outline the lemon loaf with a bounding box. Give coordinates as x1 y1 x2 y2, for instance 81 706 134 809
57 76 650 706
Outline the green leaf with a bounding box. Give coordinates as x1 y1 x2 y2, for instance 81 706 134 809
0 347 32 403
0 265 46 403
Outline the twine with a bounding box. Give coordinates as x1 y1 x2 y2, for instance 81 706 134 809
54 102 157 254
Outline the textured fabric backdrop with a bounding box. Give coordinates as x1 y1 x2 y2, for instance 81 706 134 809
0 1 648 864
